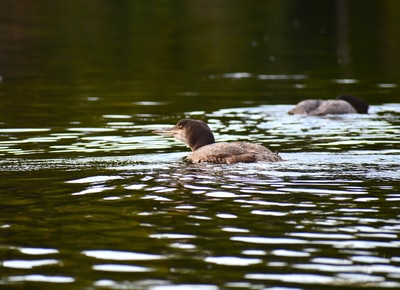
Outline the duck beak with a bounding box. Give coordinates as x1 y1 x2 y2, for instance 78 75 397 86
152 127 178 137
153 125 187 144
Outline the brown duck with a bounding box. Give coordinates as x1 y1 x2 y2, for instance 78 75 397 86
153 119 282 164
288 95 369 115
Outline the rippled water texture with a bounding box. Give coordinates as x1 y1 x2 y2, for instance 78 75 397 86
1 103 400 289
2 1 400 289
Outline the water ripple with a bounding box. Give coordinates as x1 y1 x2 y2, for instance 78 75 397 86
205 256 262 266
8 275 75 283
1 103 400 289
3 259 59 269
231 236 306 244
82 250 164 261
93 264 153 273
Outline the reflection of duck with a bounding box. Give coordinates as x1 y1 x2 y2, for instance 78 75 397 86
153 119 282 164
288 95 369 115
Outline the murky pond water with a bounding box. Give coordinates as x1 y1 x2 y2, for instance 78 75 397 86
1 103 399 290
1 1 400 289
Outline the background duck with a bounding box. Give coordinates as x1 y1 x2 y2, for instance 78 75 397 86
288 95 369 115
153 119 282 164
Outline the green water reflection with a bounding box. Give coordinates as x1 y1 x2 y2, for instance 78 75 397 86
2 0 400 120
1 1 400 289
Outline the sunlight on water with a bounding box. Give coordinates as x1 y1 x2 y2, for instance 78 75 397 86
82 250 164 261
7 275 75 283
3 259 60 269
18 247 59 255
149 285 219 290
1 104 399 289
205 256 262 266
93 264 153 273
2 0 400 288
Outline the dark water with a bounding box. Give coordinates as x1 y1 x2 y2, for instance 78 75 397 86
1 1 400 289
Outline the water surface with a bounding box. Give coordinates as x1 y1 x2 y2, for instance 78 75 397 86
1 103 400 289
1 1 400 289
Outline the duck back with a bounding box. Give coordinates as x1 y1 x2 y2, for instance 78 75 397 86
288 99 357 115
187 142 282 164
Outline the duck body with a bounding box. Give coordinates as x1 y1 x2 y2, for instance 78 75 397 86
188 141 282 164
153 119 282 164
288 99 357 115
288 95 369 115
